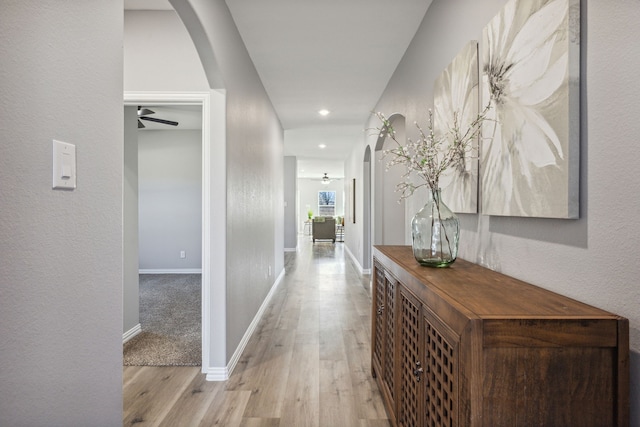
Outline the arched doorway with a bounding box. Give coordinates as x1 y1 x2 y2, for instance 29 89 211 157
374 114 406 246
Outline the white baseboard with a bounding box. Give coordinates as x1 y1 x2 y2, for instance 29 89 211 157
204 367 229 382
123 324 141 344
139 268 202 274
344 244 369 275
205 267 286 382
284 247 297 252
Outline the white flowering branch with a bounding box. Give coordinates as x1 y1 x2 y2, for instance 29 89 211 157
374 102 492 201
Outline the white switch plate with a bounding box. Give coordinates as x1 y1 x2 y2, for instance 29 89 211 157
53 140 76 190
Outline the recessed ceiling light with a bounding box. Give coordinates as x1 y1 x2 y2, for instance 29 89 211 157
318 109 330 116
318 144 327 149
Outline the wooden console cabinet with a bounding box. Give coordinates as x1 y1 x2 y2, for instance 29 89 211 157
371 246 629 427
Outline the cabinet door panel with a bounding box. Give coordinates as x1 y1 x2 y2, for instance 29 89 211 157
398 286 423 427
382 275 396 403
372 263 385 376
423 308 459 427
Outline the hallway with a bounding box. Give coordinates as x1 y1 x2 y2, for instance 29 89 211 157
123 238 390 426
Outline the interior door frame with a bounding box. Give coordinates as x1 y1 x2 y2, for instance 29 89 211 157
124 91 212 372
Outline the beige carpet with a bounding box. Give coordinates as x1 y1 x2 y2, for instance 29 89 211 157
123 274 201 366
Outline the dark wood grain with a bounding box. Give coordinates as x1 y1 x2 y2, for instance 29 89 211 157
372 245 629 427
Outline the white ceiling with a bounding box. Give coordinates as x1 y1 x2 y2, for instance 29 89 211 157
124 0 432 178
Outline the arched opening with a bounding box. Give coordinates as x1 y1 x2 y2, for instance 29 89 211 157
374 113 407 246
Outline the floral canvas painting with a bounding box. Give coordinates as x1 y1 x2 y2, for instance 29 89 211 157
481 0 580 218
434 41 480 213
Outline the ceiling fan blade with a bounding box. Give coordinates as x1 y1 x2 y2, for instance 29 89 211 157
139 116 179 126
137 106 155 117
138 119 145 129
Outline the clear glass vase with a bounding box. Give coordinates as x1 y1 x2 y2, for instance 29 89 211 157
411 188 459 267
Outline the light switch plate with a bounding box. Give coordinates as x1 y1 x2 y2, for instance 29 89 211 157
53 139 76 190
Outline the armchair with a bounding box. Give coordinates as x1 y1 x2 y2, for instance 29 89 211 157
312 217 336 243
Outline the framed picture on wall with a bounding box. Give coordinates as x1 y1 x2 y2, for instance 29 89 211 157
480 0 580 218
351 178 356 224
318 190 336 216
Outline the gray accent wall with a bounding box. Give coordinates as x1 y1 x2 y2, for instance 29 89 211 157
0 1 124 425
138 129 202 271
347 1 640 423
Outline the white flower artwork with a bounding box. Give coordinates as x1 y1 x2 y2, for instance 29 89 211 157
434 41 480 214
481 0 580 218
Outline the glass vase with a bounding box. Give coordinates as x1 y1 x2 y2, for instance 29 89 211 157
411 188 459 267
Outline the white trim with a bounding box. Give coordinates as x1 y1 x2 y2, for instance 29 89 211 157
344 244 370 275
139 269 202 274
205 268 286 381
123 324 141 343
200 92 213 376
124 91 212 373
204 366 229 382
284 247 297 252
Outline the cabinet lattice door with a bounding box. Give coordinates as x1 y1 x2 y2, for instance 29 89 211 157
372 263 385 374
423 309 459 427
398 287 422 427
382 274 396 402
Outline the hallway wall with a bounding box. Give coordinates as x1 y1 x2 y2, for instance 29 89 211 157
166 1 285 367
348 1 640 422
0 2 124 425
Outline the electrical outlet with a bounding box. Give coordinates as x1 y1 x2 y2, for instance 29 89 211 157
268 266 272 276
180 250 186 259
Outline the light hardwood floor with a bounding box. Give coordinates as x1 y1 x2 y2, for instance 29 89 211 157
123 238 390 426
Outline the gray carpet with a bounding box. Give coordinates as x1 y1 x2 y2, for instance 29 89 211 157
123 274 201 366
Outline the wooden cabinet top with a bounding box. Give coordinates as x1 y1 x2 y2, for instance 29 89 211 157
373 245 622 321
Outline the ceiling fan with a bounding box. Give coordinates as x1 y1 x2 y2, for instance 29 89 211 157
321 173 331 185
137 106 179 129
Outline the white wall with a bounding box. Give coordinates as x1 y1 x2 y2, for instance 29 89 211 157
0 1 124 425
346 0 640 422
138 129 202 271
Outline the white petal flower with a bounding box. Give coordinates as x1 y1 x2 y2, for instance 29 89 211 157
482 0 571 216
433 41 480 213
